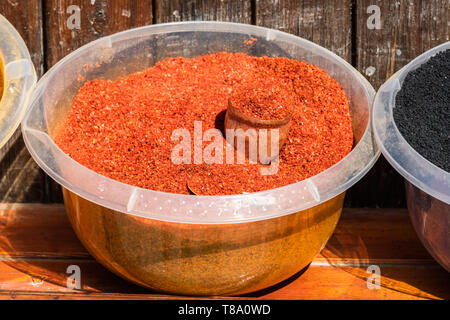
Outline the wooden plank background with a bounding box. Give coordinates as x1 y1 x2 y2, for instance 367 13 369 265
0 0 448 206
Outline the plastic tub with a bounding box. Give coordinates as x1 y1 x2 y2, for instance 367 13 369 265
22 22 379 295
0 14 36 149
373 42 450 272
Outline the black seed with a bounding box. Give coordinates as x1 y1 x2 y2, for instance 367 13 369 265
393 49 450 172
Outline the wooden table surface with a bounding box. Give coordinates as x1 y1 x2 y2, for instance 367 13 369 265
0 204 448 300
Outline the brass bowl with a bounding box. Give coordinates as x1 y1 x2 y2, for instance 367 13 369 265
64 188 344 295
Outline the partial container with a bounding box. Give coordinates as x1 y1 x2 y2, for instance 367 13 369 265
22 22 379 295
0 14 36 149
373 42 450 272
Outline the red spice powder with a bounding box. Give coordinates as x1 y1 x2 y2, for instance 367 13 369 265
230 77 295 120
54 52 353 195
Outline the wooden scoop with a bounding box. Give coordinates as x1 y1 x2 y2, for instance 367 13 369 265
224 98 292 163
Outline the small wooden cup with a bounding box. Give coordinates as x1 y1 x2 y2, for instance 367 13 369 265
224 98 292 164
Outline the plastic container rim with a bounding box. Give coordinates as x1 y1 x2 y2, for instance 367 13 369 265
22 21 380 224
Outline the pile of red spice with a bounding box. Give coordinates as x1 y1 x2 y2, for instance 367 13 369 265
230 77 295 120
54 52 353 195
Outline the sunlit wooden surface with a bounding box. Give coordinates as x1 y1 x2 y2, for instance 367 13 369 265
0 204 448 300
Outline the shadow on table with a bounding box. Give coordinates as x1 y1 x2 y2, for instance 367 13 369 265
243 265 309 298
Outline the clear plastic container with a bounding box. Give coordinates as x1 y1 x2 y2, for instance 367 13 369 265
0 14 36 149
22 22 379 295
373 42 449 272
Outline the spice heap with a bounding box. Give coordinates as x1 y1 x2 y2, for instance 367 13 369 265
394 49 450 172
229 77 295 120
55 52 353 195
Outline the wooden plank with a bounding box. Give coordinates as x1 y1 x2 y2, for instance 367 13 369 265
0 204 86 258
0 0 46 203
318 208 433 263
1 204 449 299
155 0 252 23
254 0 352 62
44 0 153 68
0 259 148 294
0 260 447 300
356 0 449 89
0 290 234 300
0 204 434 263
0 291 208 300
0 136 47 203
249 264 449 300
349 0 450 207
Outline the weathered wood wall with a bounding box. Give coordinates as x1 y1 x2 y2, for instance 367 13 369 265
0 0 448 206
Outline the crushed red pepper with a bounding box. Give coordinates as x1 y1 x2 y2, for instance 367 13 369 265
230 77 295 120
54 52 353 195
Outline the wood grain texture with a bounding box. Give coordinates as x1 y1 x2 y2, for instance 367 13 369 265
155 0 252 23
0 204 86 258
0 261 447 300
347 0 450 207
251 264 449 300
0 204 448 300
254 0 352 62
0 140 46 202
356 0 449 89
44 0 153 68
0 0 46 202
0 204 432 262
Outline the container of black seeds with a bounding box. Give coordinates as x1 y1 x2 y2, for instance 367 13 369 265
373 42 449 272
